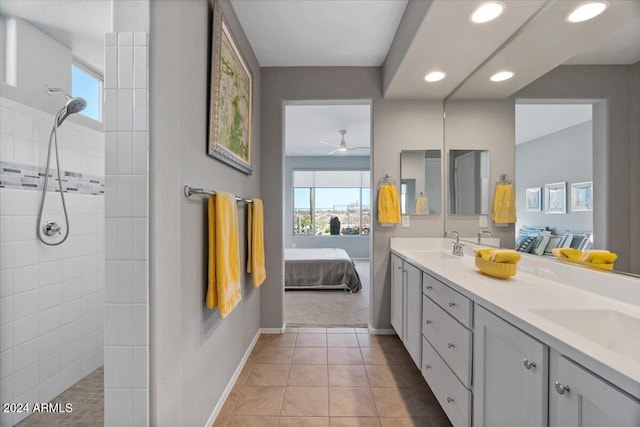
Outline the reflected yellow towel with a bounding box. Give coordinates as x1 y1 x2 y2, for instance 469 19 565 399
579 250 617 264
476 248 493 260
415 195 429 215
378 184 401 224
206 192 242 317
247 199 266 287
489 249 521 264
492 184 517 224
552 248 582 261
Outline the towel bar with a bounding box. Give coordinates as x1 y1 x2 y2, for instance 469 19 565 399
183 185 254 203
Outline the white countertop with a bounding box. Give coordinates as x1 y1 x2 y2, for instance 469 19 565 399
390 238 640 399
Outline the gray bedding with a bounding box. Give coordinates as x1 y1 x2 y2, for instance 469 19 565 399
284 248 362 293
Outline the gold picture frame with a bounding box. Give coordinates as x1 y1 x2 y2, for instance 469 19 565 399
208 1 253 174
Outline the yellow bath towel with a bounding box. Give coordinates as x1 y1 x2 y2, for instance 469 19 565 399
206 192 242 317
489 249 521 264
579 250 617 264
247 199 266 287
475 248 493 260
551 248 582 261
378 184 401 224
492 184 517 224
415 194 429 215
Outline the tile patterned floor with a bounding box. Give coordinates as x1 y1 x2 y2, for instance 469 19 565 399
214 328 453 427
16 368 103 427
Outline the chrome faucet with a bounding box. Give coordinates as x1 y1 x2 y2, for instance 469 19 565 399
477 230 494 244
444 230 464 256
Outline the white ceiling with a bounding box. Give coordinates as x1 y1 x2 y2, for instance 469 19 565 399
285 104 371 157
515 104 593 145
0 0 110 74
229 0 407 67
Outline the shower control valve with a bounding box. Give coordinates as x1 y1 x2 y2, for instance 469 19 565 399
43 221 62 236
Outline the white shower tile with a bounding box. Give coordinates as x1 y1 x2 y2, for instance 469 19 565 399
0 134 15 163
118 219 133 260
13 138 35 166
117 304 133 346
13 314 38 347
13 240 39 268
132 347 147 388
133 90 147 131
39 305 61 336
118 32 133 47
13 109 33 141
105 46 118 89
0 296 13 325
39 260 62 286
105 261 118 304
0 105 13 135
13 265 38 294
61 297 82 326
13 216 36 242
118 389 133 426
13 289 39 320
132 218 147 261
12 362 38 398
105 175 118 218
105 218 118 260
104 304 118 345
133 132 147 175
0 349 12 379
0 243 15 269
118 176 133 217
39 372 62 403
132 261 147 304
134 32 147 47
13 190 38 215
39 328 62 358
0 216 14 243
117 347 133 388
104 346 118 388
0 270 13 297
117 89 133 131
132 388 148 426
12 338 38 372
134 47 147 89
117 262 133 304
117 132 133 175
0 376 13 407
0 190 15 215
105 389 118 426
105 132 118 175
61 360 83 390
132 175 147 218
39 242 62 264
132 304 147 346
104 90 118 132
39 282 62 311
105 33 118 47
0 322 13 352
118 47 134 89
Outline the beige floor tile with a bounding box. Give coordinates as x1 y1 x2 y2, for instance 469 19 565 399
379 418 433 427
329 387 378 417
246 364 290 386
330 417 381 426
235 363 254 386
371 388 427 418
326 328 356 334
219 386 243 416
293 347 328 365
365 365 414 388
259 333 298 347
328 365 369 387
327 334 359 347
357 334 400 349
285 326 300 333
360 347 400 365
297 333 328 347
281 387 329 417
298 327 327 334
255 347 295 364
212 415 229 426
279 416 330 427
234 386 285 416
288 364 329 386
328 348 363 365
225 416 278 426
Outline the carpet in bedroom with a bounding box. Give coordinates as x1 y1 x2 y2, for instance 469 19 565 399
284 260 369 327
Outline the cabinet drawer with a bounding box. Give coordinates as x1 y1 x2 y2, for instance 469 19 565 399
423 272 473 327
422 295 472 387
422 337 471 427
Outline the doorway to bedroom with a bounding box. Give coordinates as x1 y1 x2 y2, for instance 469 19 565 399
283 101 372 327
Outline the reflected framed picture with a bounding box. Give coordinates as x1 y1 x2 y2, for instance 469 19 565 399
545 182 566 214
208 0 253 174
571 181 593 212
525 187 542 212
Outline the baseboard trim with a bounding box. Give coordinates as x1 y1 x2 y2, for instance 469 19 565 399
368 325 396 335
204 328 261 427
261 326 286 334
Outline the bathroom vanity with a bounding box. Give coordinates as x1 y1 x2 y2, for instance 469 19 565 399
390 238 640 427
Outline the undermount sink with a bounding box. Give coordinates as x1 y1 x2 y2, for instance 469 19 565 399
530 309 640 363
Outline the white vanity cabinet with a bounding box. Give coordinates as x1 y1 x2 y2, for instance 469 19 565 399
549 350 640 427
473 305 548 427
390 254 422 367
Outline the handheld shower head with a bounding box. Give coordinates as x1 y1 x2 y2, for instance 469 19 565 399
45 86 87 126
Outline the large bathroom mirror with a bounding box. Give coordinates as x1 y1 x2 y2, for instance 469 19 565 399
443 2 640 275
448 150 489 215
400 150 442 215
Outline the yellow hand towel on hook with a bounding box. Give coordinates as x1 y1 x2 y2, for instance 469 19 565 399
206 192 242 317
247 199 266 287
492 184 517 224
378 184 401 224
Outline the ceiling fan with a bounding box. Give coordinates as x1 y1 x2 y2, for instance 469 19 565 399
321 129 370 155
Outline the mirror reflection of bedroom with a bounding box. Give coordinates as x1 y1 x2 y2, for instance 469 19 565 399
284 102 372 327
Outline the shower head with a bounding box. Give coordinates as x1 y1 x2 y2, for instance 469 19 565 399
45 86 87 126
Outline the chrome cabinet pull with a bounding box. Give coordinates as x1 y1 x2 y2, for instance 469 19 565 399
446 397 455 404
448 301 456 307
424 364 431 370
426 285 433 290
555 382 570 395
425 319 432 325
523 359 536 370
397 266 404 270
447 342 455 349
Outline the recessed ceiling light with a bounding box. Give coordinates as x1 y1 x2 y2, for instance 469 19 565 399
490 71 514 82
424 71 446 82
567 2 608 23
470 2 505 24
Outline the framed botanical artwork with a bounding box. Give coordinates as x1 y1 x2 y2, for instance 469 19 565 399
545 182 566 214
571 181 593 212
525 187 542 212
208 1 253 174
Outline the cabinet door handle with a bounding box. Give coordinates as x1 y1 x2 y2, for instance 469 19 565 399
555 382 570 395
448 301 456 307
446 397 455 404
424 364 431 370
523 359 536 370
426 285 433 290
425 320 432 325
447 342 455 349
397 266 404 270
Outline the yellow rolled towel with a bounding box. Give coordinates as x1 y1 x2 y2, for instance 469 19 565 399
551 248 583 261
475 248 493 260
579 250 617 264
488 249 521 264
377 184 401 224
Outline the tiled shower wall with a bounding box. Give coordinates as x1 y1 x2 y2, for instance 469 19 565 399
0 98 105 426
103 32 149 426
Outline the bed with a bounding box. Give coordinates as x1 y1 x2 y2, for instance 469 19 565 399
284 248 362 293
